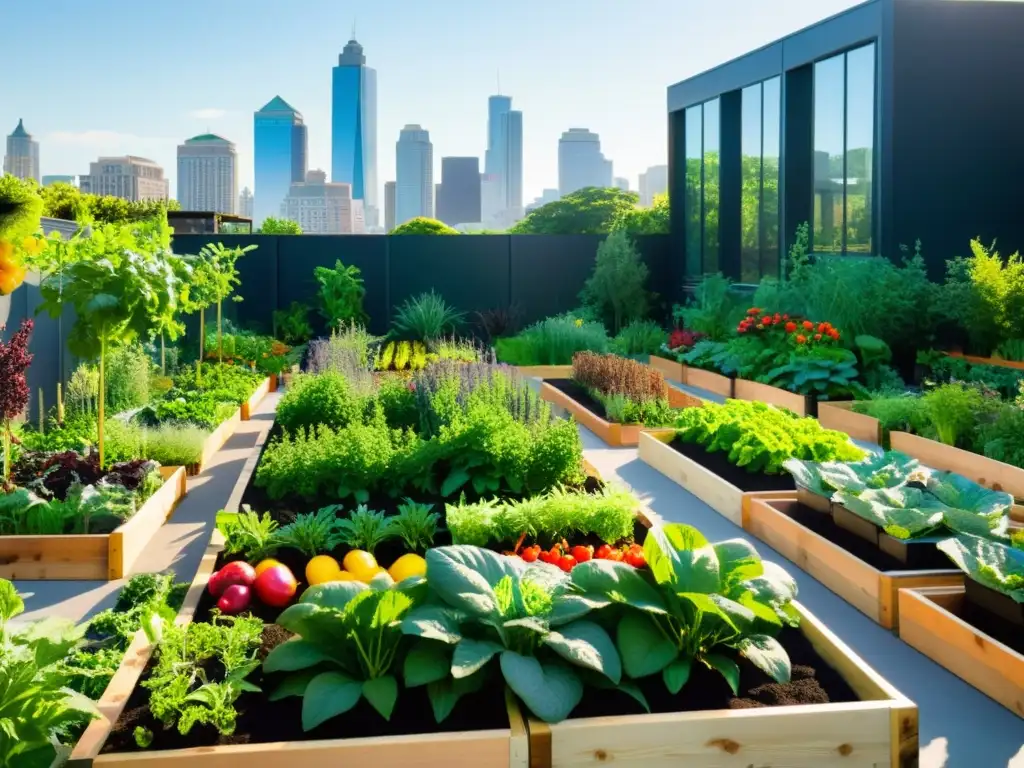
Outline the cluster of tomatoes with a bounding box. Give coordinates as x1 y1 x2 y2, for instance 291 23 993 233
508 538 646 572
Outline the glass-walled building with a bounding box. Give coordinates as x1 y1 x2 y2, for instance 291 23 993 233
667 0 1024 285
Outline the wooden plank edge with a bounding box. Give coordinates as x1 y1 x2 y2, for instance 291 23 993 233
241 377 273 421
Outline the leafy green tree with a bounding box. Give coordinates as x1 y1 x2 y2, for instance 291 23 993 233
615 193 669 235
37 221 186 466
579 230 651 333
390 217 459 235
314 259 367 327
256 217 302 235
38 183 179 225
184 242 256 367
509 187 641 235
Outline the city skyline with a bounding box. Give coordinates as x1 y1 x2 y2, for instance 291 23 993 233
0 0 864 205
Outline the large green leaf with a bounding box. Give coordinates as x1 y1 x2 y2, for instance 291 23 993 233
452 638 504 679
645 524 721 594
713 539 763 592
263 638 335 673
926 471 1013 517
425 546 524 620
704 652 740 695
363 676 399 720
401 605 465 644
301 671 362 730
268 670 317 701
662 657 692 694
403 641 452 687
616 612 678 678
569 560 667 614
543 620 621 683
500 652 583 723
427 671 488 723
736 634 791 683
300 581 368 611
938 534 1024 601
547 593 611 626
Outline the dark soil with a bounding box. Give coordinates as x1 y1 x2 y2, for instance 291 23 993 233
569 627 857 719
102 625 510 754
669 439 796 493
778 503 952 572
962 596 1024 656
545 378 618 422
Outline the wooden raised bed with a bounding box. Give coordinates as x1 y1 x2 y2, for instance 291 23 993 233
539 382 686 447
734 378 809 415
945 351 1024 372
0 466 186 580
889 431 1024 523
648 355 685 384
526 600 918 768
743 495 962 629
515 365 573 379
188 406 243 476
684 367 733 398
898 585 1024 718
240 376 273 421
818 401 881 444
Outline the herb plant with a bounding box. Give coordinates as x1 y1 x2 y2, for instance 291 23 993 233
390 499 440 553
495 314 609 366
572 524 798 696
216 508 280 562
273 506 345 557
391 291 465 341
276 372 364 432
334 505 397 555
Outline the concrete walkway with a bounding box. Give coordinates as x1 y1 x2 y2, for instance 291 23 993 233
13 394 1024 766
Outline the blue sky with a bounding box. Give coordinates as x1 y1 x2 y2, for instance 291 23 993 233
3 0 862 204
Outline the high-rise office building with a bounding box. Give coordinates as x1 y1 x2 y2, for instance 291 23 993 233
638 165 668 206
42 175 75 187
483 95 523 221
4 119 40 182
254 96 308 227
331 39 378 229
526 188 560 214
238 187 254 219
436 157 481 226
177 133 237 213
281 169 364 234
384 181 396 233
501 111 523 217
614 177 630 192
485 96 511 191
558 128 613 196
79 156 168 201
395 125 433 225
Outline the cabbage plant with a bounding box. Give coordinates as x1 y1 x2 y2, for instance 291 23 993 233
938 533 1024 602
783 451 919 497
571 524 798 696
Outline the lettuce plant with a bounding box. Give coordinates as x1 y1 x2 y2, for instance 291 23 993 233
402 546 621 723
571 524 798 696
264 576 421 729
783 451 920 496
938 533 1024 601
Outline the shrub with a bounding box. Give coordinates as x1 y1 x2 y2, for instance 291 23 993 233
273 301 314 345
673 273 744 340
105 343 152 413
611 320 664 356
496 314 609 365
141 424 207 466
173 362 263 404
572 352 667 402
314 259 367 327
137 390 237 430
276 372 363 432
579 230 650 333
390 217 459 235
475 304 522 340
944 239 1024 354
921 383 987 448
391 291 465 341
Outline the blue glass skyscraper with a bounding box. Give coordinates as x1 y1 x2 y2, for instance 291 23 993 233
253 96 307 227
332 40 378 229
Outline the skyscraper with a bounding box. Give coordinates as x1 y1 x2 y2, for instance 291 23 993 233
436 157 481 226
384 181 396 233
4 119 39 182
331 39 379 228
558 128 613 196
395 125 433 225
79 156 168 201
177 133 237 213
638 165 668 206
238 186 254 219
254 96 308 227
281 169 365 234
614 177 629 192
485 95 511 193
501 111 523 218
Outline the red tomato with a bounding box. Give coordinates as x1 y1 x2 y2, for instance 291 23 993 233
571 545 593 563
594 544 613 560
557 555 577 572
521 545 541 563
605 548 624 562
217 584 252 614
253 564 298 607
209 561 256 597
624 550 647 568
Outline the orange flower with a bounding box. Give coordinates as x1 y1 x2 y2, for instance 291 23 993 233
814 333 822 341
817 322 828 333
796 334 807 344
802 320 813 331
785 321 797 333
747 307 762 315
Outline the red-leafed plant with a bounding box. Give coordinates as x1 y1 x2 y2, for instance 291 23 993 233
668 327 706 351
0 318 33 484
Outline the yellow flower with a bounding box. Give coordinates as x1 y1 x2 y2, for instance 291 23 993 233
574 318 583 328
21 236 45 256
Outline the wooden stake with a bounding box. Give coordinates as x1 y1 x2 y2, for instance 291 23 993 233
98 336 106 469
57 382 64 424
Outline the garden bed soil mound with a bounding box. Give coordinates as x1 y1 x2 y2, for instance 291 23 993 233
545 378 616 422
103 625 510 754
779 502 951 571
569 627 857 719
963 594 1024 656
669 439 796 493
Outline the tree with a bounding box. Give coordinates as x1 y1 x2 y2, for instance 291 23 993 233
390 217 459 235
579 230 650 333
39 182 179 225
509 187 640 235
256 217 302 235
615 193 669 235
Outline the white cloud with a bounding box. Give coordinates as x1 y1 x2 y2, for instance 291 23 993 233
189 108 227 120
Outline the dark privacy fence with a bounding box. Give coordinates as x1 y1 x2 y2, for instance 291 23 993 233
0 234 675 420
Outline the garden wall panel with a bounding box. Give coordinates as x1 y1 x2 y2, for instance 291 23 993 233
510 235 602 326
388 235 510 329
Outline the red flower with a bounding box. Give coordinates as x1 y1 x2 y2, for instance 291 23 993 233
761 315 772 325
782 314 790 320
802 320 814 331
746 307 762 316
830 329 841 340
814 333 822 341
817 322 828 333
773 313 782 323
784 321 797 333
796 334 807 344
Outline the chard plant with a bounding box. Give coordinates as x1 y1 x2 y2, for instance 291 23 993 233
571 524 799 696
401 546 621 723
264 576 421 729
938 533 1024 601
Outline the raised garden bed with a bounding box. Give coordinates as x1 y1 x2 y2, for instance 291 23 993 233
638 431 795 525
898 585 1024 718
818 401 881 445
684 366 733 398
515 365 572 379
742 495 962 629
539 379 685 447
889 431 1024 522
647 355 685 384
733 378 811 416
945 351 1024 372
240 376 274 420
188 406 243 476
525 600 918 767
0 465 186 580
